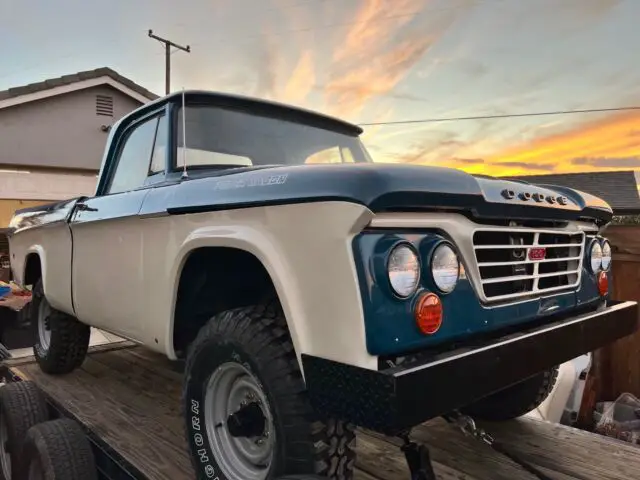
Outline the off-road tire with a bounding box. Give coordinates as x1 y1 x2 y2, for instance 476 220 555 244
20 418 98 480
461 367 559 421
31 280 90 374
183 301 357 480
0 381 50 480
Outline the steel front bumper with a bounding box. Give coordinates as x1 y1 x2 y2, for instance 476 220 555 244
301 300 639 435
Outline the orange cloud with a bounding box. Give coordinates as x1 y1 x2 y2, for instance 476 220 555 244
281 50 315 104
326 36 437 118
482 111 640 175
332 0 424 64
322 0 461 119
367 109 640 177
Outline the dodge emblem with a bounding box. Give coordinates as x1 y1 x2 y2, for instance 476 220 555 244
528 247 546 261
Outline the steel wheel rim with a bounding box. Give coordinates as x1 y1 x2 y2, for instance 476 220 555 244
0 414 11 479
37 299 51 351
205 362 275 480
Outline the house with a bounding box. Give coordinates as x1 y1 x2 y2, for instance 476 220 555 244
0 67 158 275
502 170 640 216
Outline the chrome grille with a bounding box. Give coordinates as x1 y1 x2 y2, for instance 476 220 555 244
472 228 585 302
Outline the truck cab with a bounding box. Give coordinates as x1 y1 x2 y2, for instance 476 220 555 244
7 90 639 480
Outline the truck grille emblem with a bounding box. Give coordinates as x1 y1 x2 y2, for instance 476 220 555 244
528 247 547 261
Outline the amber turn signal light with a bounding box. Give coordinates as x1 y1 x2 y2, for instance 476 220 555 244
415 292 443 335
598 271 609 296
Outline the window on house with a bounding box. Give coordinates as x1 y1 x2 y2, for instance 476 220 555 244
107 115 162 194
96 95 114 117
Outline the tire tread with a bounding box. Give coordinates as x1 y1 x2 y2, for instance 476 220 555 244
31 280 90 375
21 418 97 480
183 300 356 479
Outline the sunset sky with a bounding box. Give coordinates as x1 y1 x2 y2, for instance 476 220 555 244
1 0 639 180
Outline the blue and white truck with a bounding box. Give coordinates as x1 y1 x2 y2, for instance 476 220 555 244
4 90 638 480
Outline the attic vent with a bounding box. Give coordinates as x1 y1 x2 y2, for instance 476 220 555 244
96 95 114 117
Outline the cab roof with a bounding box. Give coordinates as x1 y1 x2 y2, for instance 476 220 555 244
128 90 364 137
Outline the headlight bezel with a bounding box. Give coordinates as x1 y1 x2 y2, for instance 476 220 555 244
430 241 460 294
600 239 612 272
588 238 603 273
386 242 421 299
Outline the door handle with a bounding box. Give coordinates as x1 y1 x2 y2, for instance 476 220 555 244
76 203 98 212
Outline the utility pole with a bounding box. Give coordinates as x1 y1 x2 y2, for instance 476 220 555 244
148 29 191 95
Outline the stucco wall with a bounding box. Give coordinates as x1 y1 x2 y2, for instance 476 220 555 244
0 85 142 170
0 170 97 202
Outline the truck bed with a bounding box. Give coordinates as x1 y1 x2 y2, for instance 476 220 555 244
4 342 640 480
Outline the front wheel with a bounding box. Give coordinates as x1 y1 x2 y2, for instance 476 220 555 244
30 280 90 374
183 302 356 480
461 367 559 421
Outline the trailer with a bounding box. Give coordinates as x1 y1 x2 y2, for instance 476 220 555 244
0 341 638 480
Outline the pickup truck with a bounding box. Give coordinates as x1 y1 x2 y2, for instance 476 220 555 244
7 90 639 480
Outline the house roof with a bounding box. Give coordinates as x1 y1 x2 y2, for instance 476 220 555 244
502 170 640 215
0 67 159 111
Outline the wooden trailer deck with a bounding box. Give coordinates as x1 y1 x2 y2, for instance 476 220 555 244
4 341 640 480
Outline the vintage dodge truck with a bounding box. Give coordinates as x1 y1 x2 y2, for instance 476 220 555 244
7 90 639 480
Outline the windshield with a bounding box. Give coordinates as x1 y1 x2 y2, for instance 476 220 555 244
175 105 373 169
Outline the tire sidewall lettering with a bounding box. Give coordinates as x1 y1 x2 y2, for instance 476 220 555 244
185 340 279 480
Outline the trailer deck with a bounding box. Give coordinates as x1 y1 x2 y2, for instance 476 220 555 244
4 341 640 480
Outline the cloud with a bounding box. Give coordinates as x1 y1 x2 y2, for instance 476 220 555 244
281 50 315 104
320 0 468 119
451 157 483 165
443 158 556 174
325 36 437 118
571 156 640 168
332 0 424 64
250 28 280 99
485 111 640 171
365 105 640 177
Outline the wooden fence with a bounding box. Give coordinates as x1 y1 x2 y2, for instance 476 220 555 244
592 225 640 405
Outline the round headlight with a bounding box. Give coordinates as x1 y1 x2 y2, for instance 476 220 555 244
601 239 612 271
589 240 603 273
387 244 420 298
431 243 459 293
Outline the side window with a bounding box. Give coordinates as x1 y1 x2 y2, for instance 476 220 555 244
305 147 343 164
305 146 356 164
107 116 159 195
340 147 355 163
150 114 168 174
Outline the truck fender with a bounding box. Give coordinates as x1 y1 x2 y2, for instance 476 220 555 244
166 225 310 371
23 246 46 290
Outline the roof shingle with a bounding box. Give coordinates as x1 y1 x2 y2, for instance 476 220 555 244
0 67 159 103
502 170 640 215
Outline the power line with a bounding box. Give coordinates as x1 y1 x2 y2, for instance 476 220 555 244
147 30 191 95
357 106 640 126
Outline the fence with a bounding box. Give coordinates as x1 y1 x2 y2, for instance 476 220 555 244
592 225 640 404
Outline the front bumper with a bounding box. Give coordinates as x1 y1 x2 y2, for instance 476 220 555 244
302 300 639 435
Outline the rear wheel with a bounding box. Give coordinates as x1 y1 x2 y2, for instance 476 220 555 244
461 368 559 421
0 381 49 480
183 301 356 480
31 280 90 374
21 418 98 480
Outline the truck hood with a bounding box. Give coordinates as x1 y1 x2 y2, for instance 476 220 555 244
166 163 613 224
